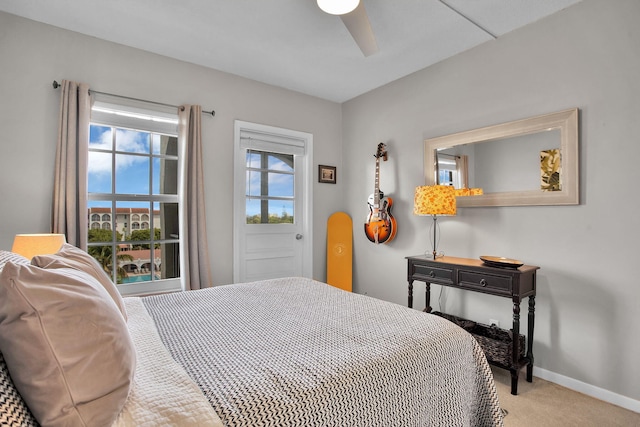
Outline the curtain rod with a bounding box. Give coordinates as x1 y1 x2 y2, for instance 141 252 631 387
52 80 215 117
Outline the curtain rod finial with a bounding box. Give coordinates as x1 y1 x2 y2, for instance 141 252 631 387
52 80 60 89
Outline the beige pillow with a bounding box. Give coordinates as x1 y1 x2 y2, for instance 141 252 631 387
0 262 135 427
32 243 127 320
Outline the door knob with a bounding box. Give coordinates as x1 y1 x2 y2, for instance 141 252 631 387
296 234 303 240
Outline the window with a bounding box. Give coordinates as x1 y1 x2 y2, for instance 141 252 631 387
437 155 457 186
88 95 181 296
436 153 468 189
245 150 295 224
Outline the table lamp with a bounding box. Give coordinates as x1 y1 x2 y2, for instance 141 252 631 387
413 185 456 259
11 233 67 259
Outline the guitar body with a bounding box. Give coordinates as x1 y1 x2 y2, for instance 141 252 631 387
364 191 397 244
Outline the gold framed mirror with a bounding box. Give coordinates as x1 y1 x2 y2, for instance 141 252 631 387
424 108 579 207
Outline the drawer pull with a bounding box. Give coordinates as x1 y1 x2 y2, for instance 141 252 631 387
480 278 487 287
428 270 435 278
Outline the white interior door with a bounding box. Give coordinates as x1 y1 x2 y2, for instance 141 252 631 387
233 121 313 283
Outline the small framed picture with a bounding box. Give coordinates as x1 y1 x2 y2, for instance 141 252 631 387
318 165 337 184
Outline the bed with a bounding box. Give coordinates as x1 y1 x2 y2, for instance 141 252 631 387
0 246 504 427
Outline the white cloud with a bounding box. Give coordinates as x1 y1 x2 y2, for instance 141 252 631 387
115 129 149 154
88 128 148 176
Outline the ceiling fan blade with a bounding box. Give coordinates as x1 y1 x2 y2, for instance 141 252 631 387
340 2 378 56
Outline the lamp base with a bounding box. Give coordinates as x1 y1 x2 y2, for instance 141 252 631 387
424 249 441 260
427 215 441 259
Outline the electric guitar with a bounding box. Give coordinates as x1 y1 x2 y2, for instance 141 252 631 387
364 143 397 244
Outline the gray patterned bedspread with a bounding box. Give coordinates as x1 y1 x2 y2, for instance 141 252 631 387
142 277 503 426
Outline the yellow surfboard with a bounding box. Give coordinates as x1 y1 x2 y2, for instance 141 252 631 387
327 212 353 292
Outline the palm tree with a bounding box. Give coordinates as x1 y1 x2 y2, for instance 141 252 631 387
88 245 134 284
87 229 134 283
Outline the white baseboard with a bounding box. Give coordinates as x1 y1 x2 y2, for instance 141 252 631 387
535 367 639 414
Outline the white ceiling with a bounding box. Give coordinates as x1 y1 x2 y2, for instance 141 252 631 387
0 0 582 103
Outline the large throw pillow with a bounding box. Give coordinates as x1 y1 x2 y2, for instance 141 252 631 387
0 250 29 273
32 243 127 320
0 262 136 427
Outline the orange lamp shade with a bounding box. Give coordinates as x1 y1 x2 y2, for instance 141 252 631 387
414 185 456 216
11 233 67 259
454 187 484 196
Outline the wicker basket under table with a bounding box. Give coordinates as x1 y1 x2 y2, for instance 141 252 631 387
432 311 526 370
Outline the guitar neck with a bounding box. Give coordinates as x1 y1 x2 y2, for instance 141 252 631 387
373 158 380 206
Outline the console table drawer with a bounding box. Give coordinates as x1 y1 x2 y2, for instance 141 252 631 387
458 270 512 295
411 264 454 285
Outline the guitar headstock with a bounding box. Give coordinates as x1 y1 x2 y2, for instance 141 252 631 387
374 143 388 161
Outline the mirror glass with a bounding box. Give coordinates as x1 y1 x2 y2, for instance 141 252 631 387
424 108 579 207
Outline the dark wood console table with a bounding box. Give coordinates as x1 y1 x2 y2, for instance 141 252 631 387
406 255 539 395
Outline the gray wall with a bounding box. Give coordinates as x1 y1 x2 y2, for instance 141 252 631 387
0 11 343 285
343 0 639 403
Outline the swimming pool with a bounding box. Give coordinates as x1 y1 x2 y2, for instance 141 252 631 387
121 274 152 283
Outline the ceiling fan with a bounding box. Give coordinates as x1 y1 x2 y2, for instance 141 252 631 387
317 0 378 57
317 0 498 58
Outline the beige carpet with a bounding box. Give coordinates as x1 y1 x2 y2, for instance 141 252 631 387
491 367 640 426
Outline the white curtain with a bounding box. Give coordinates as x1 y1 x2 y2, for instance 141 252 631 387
178 105 213 290
52 80 91 250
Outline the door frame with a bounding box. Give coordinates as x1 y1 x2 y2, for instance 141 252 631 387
233 120 313 283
